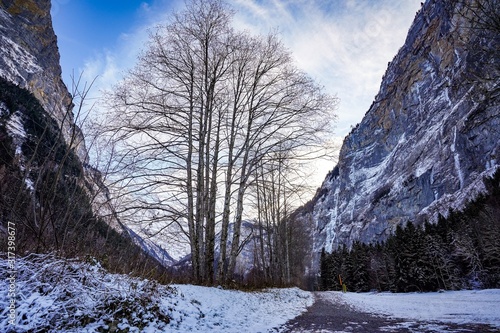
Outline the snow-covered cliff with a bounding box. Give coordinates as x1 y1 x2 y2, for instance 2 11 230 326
0 0 87 160
299 0 500 267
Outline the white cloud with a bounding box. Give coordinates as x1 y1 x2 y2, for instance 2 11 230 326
77 0 421 137
140 1 152 13
75 0 183 98
81 51 120 91
231 0 421 137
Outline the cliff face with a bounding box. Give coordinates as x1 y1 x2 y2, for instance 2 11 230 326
302 0 500 264
0 0 86 160
0 0 127 227
0 1 171 275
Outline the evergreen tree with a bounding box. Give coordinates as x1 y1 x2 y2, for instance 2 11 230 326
349 241 370 291
317 170 500 292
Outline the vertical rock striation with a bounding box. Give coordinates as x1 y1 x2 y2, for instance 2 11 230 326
300 0 500 269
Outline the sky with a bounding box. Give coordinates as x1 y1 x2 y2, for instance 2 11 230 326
51 0 422 187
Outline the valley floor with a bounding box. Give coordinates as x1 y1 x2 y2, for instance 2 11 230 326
279 291 500 333
1 254 499 332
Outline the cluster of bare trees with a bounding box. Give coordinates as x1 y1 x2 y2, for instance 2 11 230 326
247 150 314 287
0 74 170 281
98 0 336 285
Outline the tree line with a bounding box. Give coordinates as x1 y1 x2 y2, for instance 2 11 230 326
321 170 500 292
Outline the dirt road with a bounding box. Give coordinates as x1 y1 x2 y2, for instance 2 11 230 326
278 292 498 333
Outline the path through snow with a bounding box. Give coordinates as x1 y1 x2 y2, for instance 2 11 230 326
279 291 500 333
2 255 500 332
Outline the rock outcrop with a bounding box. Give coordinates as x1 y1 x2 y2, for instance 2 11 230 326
0 0 86 160
0 0 131 230
300 0 500 267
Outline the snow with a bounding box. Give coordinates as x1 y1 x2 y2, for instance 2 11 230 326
451 126 464 189
5 111 31 177
2 254 500 332
167 284 313 332
321 290 500 329
0 35 42 84
419 164 500 222
6 111 25 141
0 254 313 333
0 101 8 117
125 217 191 263
24 178 34 191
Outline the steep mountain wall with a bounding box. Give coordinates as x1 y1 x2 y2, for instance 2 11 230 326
0 0 86 160
300 0 500 266
0 1 175 278
0 0 131 230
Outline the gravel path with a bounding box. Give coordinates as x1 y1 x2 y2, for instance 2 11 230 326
278 292 498 333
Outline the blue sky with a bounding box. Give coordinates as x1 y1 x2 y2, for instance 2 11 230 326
51 0 422 185
51 0 172 85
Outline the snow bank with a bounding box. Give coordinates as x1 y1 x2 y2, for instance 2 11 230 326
0 253 172 332
166 285 312 332
322 290 500 328
0 254 313 332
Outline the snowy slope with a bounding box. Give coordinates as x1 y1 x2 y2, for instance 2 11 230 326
125 227 177 267
0 254 312 332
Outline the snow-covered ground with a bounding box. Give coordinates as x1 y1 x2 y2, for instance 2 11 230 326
2 254 500 332
322 290 500 329
169 284 312 332
0 254 312 332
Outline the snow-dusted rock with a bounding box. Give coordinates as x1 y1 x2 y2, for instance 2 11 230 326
298 0 500 269
0 0 87 161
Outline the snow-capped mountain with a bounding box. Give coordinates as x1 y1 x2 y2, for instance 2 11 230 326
130 219 265 278
297 0 500 268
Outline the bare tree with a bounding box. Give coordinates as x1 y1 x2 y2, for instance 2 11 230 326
250 142 318 286
101 0 336 285
459 0 500 33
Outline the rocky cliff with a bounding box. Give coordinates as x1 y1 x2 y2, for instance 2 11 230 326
0 0 130 229
300 0 500 265
0 1 175 277
0 0 86 160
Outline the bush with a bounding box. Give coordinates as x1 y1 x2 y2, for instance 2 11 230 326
0 253 173 332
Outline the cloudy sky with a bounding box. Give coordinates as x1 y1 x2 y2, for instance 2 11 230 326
51 0 421 185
